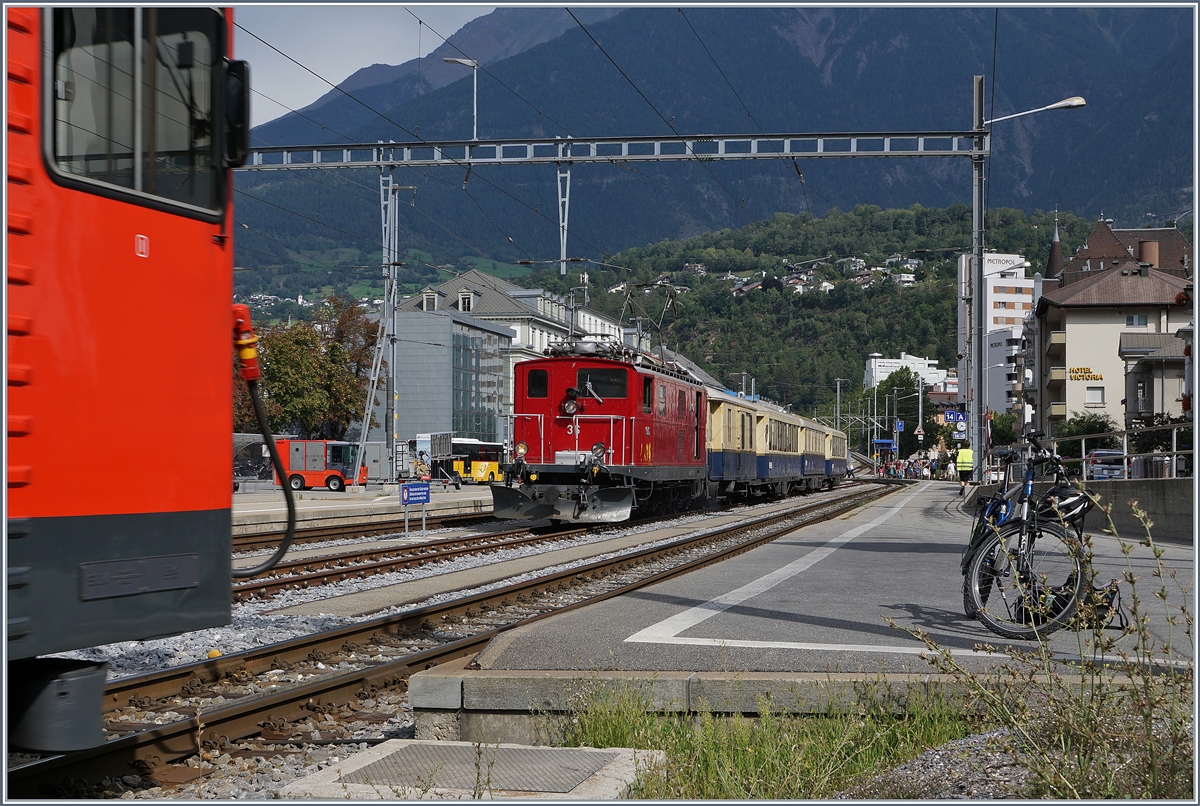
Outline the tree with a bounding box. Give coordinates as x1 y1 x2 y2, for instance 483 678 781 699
1052 412 1119 458
989 410 1020 447
247 297 382 439
315 296 383 440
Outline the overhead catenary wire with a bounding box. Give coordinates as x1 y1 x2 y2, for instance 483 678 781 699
240 16 790 268
565 8 759 228
234 21 628 267
677 8 835 217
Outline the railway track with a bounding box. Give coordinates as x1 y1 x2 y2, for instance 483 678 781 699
232 527 588 601
231 512 498 552
9 483 893 797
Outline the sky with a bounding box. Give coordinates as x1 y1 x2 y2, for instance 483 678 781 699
234 4 494 127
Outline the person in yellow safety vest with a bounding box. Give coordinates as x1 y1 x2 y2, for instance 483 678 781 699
955 442 975 497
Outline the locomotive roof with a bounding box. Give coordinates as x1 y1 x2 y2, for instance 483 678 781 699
541 336 702 384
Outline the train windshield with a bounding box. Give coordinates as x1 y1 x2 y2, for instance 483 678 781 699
50 7 222 211
577 368 627 399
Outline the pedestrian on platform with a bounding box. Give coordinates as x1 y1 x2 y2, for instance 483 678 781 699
956 442 975 496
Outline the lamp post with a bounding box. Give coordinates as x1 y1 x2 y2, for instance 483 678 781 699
969 77 1084 479
894 390 920 456
835 378 848 432
443 57 479 141
868 353 882 475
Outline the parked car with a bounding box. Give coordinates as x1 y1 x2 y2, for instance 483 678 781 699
1086 449 1127 480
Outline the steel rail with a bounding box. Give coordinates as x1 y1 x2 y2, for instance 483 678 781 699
231 527 587 600
232 512 497 550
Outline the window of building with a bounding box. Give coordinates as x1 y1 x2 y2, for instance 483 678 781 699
1126 314 1148 327
50 7 222 213
1085 386 1105 405
459 292 472 312
423 291 437 311
527 369 548 398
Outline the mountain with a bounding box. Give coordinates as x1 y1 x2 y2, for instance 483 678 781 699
235 6 1193 272
252 7 623 145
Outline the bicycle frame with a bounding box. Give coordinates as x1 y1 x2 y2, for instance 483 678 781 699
988 435 1072 576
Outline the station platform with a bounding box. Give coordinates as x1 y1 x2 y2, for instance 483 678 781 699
406 481 1194 745
231 482 494 535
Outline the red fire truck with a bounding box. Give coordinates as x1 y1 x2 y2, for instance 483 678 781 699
274 440 369 491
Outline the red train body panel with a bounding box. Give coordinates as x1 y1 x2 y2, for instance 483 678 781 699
7 7 243 670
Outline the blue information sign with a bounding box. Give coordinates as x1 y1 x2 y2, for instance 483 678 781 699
895 420 905 432
945 410 967 423
401 483 431 505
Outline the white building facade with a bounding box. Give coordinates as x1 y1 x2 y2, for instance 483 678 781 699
958 253 1035 414
863 352 950 390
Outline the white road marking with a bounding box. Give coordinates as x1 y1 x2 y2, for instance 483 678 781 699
626 484 924 646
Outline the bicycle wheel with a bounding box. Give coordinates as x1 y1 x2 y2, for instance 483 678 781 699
961 524 993 619
965 520 1082 640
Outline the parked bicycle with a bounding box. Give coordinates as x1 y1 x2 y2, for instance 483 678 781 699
961 430 1096 640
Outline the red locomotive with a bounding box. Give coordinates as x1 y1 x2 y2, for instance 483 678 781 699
493 337 708 522
7 6 249 751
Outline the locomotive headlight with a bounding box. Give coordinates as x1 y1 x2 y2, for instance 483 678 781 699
562 399 579 415
515 441 529 457
591 442 606 459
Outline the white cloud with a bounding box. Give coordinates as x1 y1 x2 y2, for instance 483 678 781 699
234 4 494 127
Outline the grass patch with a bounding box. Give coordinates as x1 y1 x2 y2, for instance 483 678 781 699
551 684 979 799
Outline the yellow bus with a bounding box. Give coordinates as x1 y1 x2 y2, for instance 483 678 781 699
451 439 505 483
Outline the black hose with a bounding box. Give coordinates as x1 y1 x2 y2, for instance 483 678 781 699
232 378 296 579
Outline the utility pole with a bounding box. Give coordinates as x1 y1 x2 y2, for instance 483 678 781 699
835 378 848 432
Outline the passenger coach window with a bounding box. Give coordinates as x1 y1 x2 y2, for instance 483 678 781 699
577 369 627 399
642 377 652 413
51 7 221 211
527 369 548 398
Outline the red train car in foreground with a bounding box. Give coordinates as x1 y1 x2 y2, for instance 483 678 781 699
6 6 248 751
493 338 708 522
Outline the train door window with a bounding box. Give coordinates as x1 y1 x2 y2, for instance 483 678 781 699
642 377 652 413
694 392 703 458
677 390 686 418
657 384 666 415
49 7 222 212
527 369 548 398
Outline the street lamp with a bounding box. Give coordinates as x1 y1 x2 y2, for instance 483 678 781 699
969 78 1084 480
868 353 882 475
443 57 479 141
